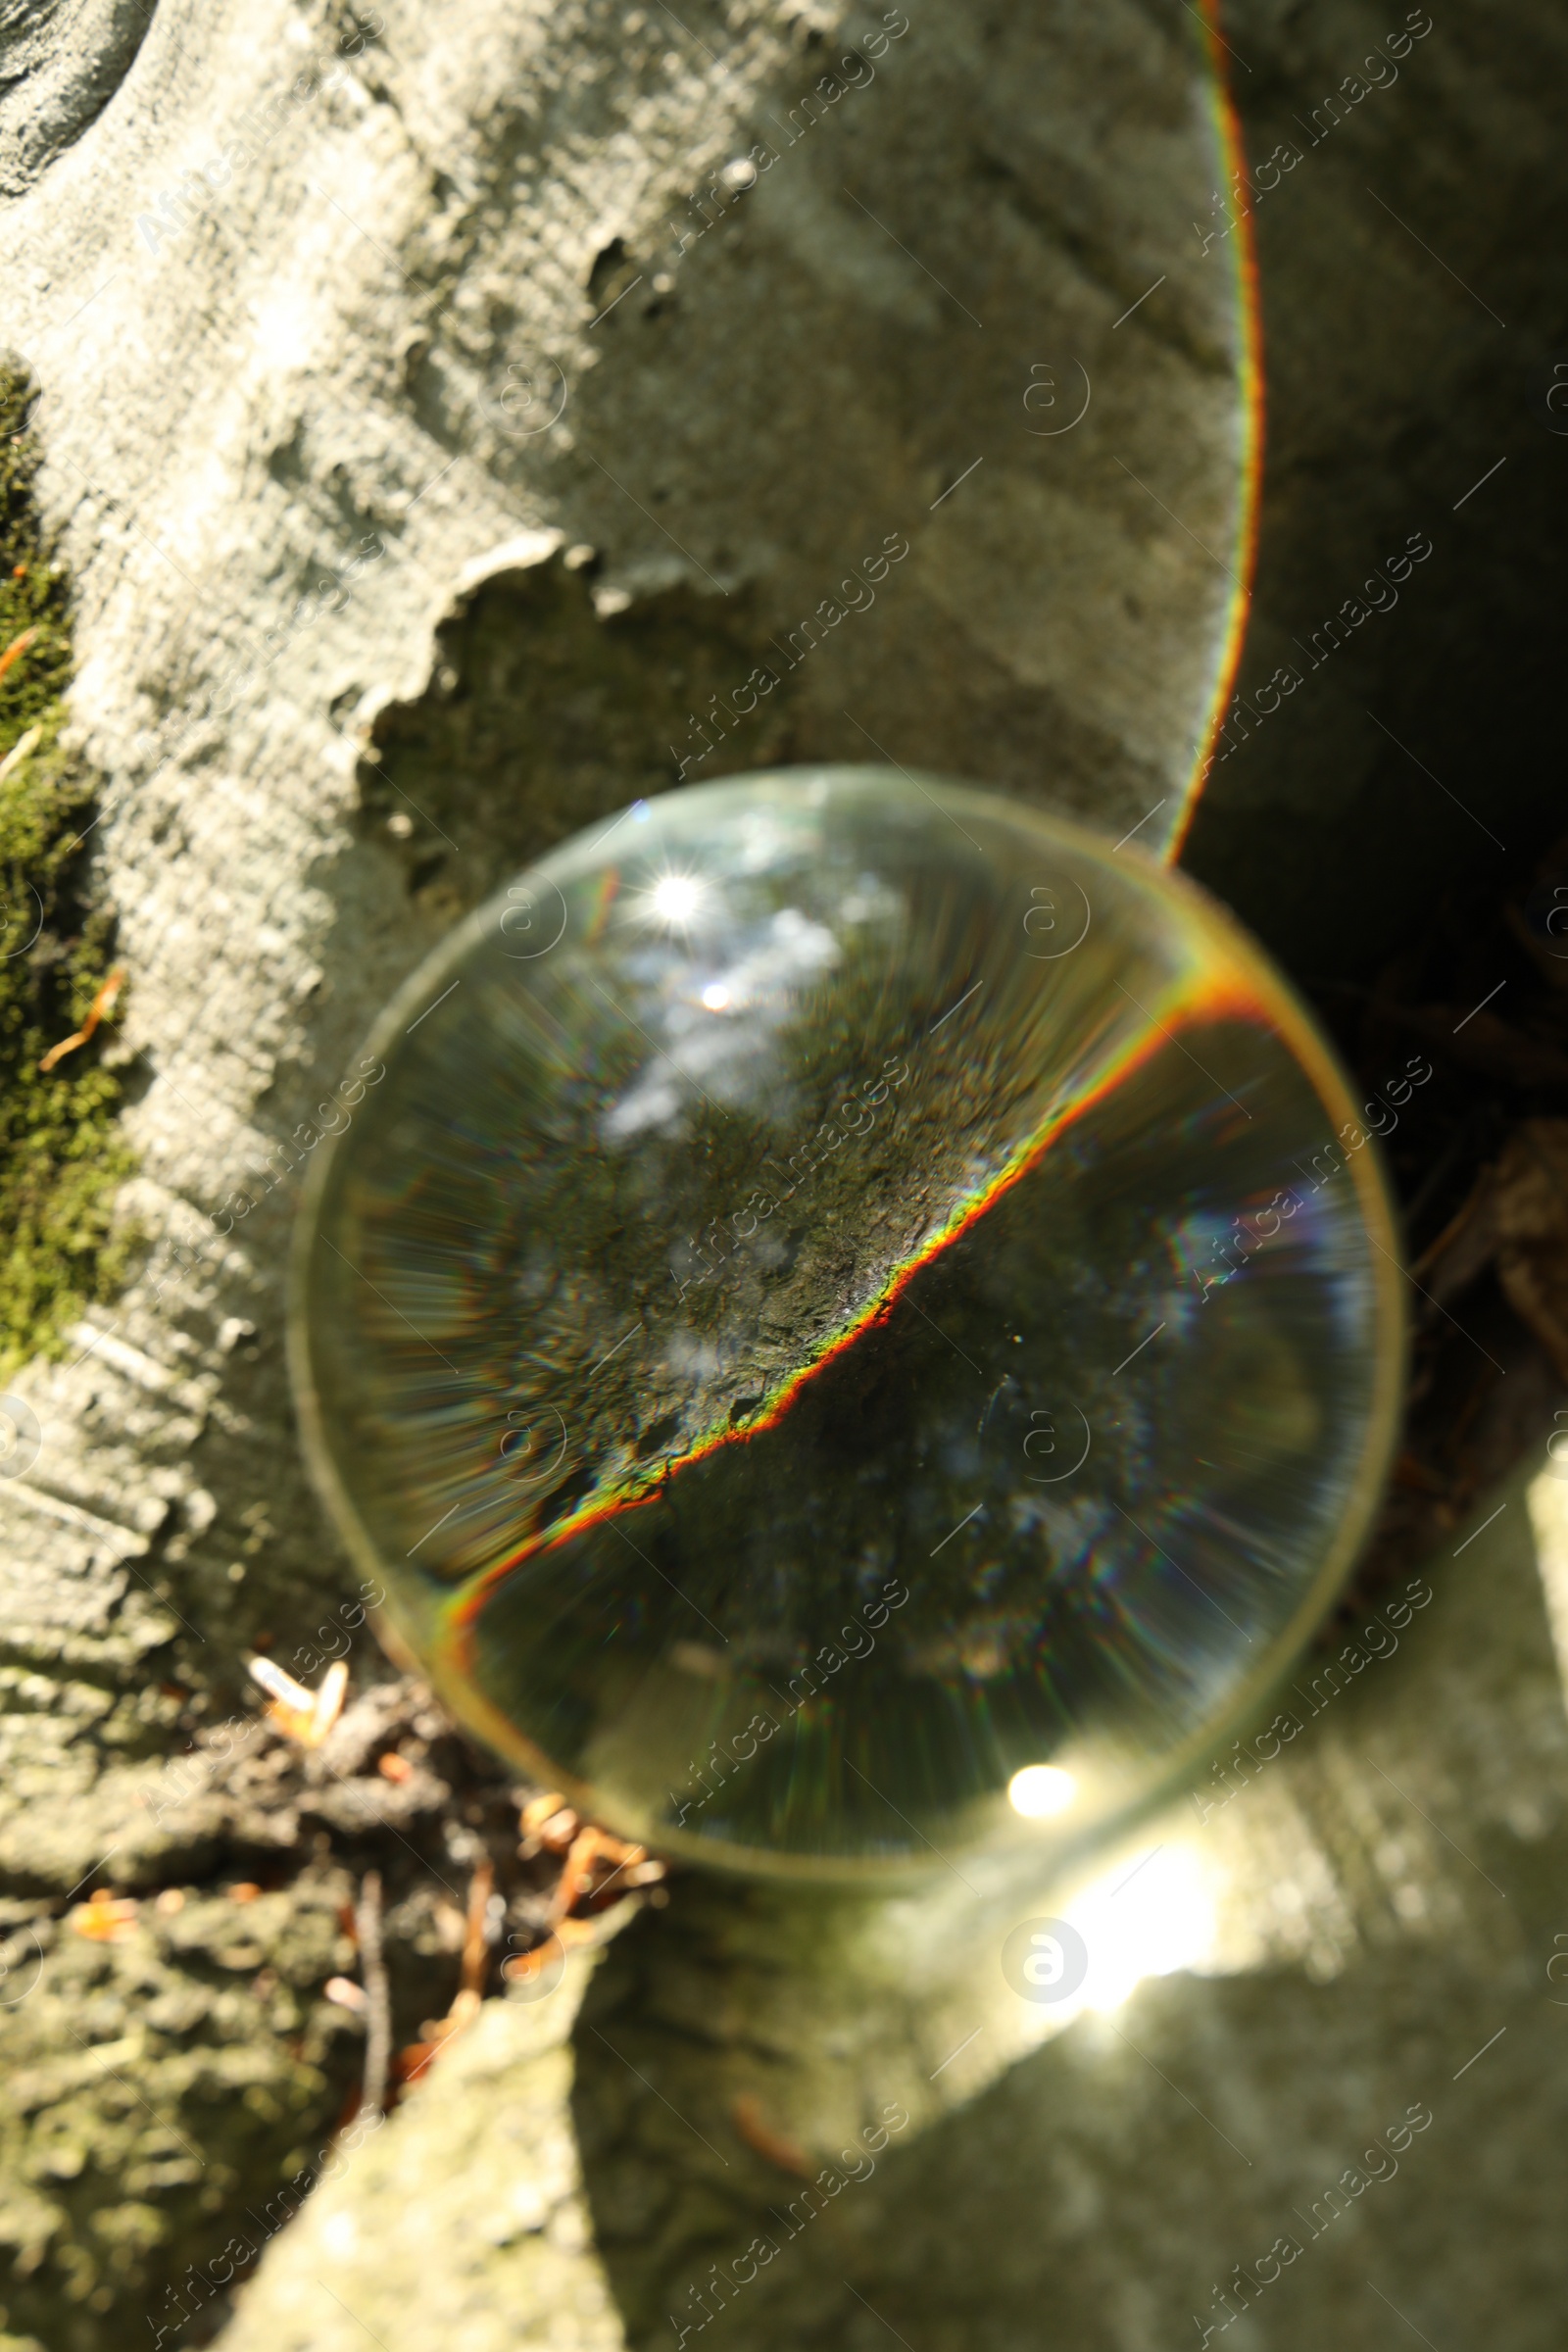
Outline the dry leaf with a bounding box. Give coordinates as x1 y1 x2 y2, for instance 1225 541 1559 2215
69 1889 138 1942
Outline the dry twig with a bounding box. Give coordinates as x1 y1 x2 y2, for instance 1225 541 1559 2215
354 1870 391 2121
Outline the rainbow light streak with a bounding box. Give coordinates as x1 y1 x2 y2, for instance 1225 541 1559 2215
1169 0 1265 863
438 952 1287 1672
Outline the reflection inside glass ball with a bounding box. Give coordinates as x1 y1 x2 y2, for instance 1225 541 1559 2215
292 767 1401 1876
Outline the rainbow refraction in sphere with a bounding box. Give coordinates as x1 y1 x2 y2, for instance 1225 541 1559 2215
292 768 1402 1877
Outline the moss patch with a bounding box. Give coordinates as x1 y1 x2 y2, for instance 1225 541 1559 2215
0 359 134 1377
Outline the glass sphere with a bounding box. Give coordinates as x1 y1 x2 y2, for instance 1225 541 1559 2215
291 767 1402 1879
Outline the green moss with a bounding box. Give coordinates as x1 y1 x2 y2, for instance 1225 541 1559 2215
0 359 135 1377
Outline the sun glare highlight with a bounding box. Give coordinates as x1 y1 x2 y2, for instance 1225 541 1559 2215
1007 1764 1078 1819
1071 1843 1215 2013
648 871 705 927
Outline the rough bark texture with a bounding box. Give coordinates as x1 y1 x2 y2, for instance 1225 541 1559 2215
0 0 156 195
203 1954 627 2352
0 0 1563 2345
222 1457 1568 2352
0 0 1250 2339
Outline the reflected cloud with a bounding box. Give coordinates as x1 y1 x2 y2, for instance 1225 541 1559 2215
600 904 842 1142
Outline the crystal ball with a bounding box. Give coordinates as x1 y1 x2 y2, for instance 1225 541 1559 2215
291 767 1402 1879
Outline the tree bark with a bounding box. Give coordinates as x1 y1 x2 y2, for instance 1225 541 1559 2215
0 2 1248 2337
1 0 1562 2346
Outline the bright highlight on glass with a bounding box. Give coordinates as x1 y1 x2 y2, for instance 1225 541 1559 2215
649 871 704 926
1073 1843 1215 2013
291 767 1402 1881
1007 1765 1079 1819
